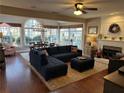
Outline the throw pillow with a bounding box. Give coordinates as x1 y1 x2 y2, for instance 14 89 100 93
71 46 78 53
38 49 49 65
120 57 124 60
41 54 48 65
115 53 124 59
58 46 67 53
40 49 49 56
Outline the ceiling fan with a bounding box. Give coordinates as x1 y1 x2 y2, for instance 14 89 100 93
73 2 98 15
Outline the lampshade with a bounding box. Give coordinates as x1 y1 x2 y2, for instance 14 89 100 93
0 32 3 38
74 10 82 15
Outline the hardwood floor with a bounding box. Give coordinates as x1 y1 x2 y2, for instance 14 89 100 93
0 54 108 93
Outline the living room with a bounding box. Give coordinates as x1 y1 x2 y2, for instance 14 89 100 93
0 0 124 93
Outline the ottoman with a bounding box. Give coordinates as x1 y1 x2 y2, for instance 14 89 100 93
71 57 95 72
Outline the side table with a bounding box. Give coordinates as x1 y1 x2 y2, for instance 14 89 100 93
104 71 124 93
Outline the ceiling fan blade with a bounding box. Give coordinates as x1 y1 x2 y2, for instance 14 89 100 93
83 7 98 11
60 6 74 13
81 10 87 14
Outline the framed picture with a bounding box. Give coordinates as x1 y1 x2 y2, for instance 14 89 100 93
88 26 98 34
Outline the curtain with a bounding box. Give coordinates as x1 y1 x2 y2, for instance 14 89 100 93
0 22 21 27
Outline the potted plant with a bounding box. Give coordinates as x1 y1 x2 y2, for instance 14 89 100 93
119 37 123 41
111 37 115 40
104 36 108 40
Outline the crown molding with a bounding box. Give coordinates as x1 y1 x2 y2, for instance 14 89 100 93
0 5 86 22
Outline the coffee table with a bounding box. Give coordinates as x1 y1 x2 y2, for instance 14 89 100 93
71 56 95 72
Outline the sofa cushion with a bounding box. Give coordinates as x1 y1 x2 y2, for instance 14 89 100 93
52 53 78 61
120 57 124 60
108 59 124 73
46 47 59 55
36 50 48 66
40 54 48 65
71 46 78 53
33 49 39 55
39 49 49 56
39 56 68 80
66 45 71 52
112 53 124 59
58 46 67 53
46 56 65 66
40 56 66 71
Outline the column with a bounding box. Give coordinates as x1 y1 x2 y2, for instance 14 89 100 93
20 27 25 47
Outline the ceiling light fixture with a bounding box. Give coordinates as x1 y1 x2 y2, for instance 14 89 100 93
73 2 98 15
74 10 82 15
76 3 84 9
74 3 83 15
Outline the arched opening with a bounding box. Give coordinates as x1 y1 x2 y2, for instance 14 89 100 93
24 19 42 46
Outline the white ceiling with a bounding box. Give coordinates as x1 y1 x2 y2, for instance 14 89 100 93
0 14 82 25
1 0 124 18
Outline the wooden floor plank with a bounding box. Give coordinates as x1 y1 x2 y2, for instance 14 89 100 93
0 54 108 93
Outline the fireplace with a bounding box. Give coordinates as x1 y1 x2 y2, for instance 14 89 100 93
102 45 122 58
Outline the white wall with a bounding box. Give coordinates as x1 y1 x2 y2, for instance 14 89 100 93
83 18 101 55
99 14 124 53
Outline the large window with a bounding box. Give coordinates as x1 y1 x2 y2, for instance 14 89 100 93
44 28 58 43
0 23 21 46
0 21 83 49
60 27 82 49
24 19 41 45
60 28 70 45
70 28 82 49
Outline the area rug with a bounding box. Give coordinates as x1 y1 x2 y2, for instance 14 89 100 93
20 53 108 91
95 57 109 64
20 52 29 61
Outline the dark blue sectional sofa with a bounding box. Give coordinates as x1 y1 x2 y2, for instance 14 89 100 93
29 45 82 80
45 45 82 62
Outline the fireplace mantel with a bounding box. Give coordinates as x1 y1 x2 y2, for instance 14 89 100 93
98 40 124 53
99 39 124 42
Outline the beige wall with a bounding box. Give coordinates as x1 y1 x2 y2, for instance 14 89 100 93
85 18 101 46
99 14 124 53
100 15 124 36
85 15 124 53
86 18 101 34
81 17 101 55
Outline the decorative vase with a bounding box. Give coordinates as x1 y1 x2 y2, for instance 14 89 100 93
98 34 102 40
119 37 123 41
111 37 115 40
104 36 108 40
